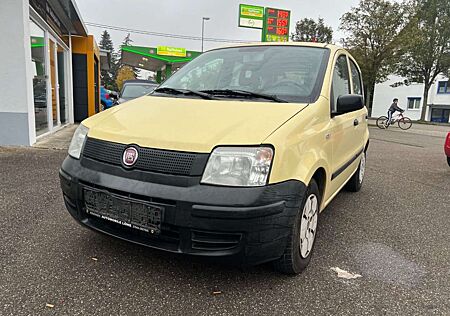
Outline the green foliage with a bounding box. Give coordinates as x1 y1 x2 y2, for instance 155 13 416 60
116 66 136 91
340 0 407 112
395 0 450 120
98 30 118 91
291 18 333 43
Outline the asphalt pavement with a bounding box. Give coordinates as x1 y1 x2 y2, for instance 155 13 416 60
1 127 449 315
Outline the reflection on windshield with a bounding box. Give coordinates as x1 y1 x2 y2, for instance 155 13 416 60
122 84 157 98
159 46 329 103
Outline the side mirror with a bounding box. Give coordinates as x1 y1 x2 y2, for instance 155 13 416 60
333 94 365 116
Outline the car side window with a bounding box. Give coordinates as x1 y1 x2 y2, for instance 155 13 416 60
350 59 363 95
331 55 351 112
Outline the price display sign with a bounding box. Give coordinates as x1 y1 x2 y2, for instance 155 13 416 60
262 7 291 42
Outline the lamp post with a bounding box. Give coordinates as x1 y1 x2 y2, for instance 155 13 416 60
201 17 210 52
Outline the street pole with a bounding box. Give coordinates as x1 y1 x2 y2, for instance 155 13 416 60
201 17 210 52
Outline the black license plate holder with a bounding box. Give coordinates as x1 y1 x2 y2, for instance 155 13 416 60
83 187 163 234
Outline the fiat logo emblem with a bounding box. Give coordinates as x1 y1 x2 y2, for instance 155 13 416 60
122 147 139 167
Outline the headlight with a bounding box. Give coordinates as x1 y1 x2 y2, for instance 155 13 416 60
68 124 89 159
201 147 273 187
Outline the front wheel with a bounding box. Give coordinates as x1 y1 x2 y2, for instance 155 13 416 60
273 180 320 275
376 116 389 129
398 117 412 130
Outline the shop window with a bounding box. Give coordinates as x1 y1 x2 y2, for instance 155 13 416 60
407 97 421 110
30 19 48 136
437 81 449 94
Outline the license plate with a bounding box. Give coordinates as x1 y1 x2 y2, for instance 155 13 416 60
83 187 163 234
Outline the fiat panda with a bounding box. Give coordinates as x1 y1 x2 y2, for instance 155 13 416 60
60 43 369 274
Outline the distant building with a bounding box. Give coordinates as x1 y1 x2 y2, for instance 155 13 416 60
372 74 450 123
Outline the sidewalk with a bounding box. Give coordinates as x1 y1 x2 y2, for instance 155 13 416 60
368 119 449 138
33 124 78 150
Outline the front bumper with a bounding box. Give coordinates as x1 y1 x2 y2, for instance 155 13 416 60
59 156 306 266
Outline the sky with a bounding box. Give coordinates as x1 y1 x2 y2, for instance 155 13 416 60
75 0 361 52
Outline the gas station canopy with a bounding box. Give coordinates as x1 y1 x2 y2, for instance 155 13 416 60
121 45 201 82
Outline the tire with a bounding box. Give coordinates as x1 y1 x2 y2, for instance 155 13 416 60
345 151 366 192
447 156 450 167
273 179 320 275
398 117 412 130
376 116 388 129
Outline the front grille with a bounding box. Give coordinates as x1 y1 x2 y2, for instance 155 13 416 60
82 137 208 176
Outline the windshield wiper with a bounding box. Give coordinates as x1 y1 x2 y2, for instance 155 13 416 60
199 89 288 103
153 87 216 100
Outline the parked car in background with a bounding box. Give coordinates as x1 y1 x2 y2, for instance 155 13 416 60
100 86 113 109
445 132 450 166
117 79 159 104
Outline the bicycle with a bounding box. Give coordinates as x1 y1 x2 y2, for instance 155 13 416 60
376 112 413 130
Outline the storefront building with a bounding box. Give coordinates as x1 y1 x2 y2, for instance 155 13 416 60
0 0 101 146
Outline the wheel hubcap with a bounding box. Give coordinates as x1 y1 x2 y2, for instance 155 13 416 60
299 194 318 258
359 153 366 184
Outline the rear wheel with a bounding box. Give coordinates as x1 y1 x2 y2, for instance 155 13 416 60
273 180 320 275
447 156 450 167
376 116 389 129
398 117 412 130
345 151 366 192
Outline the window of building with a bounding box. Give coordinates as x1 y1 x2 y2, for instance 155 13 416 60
437 81 449 94
331 55 351 112
407 97 421 110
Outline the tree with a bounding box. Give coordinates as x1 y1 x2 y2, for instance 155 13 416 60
116 66 136 91
340 0 407 115
395 0 450 121
121 33 140 78
291 18 333 43
98 30 118 91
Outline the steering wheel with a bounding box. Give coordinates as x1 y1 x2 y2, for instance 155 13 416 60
268 80 310 95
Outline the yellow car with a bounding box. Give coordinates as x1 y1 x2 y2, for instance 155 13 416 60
60 42 369 274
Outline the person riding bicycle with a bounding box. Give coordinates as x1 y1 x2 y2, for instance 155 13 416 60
387 98 404 125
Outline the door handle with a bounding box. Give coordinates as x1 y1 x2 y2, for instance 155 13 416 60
353 119 359 126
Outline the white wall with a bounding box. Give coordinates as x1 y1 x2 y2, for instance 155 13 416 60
0 0 35 145
372 75 424 120
429 74 450 106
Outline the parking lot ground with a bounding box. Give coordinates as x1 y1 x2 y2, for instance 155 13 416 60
1 127 449 315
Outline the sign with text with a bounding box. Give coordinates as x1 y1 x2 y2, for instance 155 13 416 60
157 46 187 57
239 4 264 29
262 7 291 42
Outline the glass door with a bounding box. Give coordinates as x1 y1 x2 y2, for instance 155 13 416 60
48 39 58 127
30 20 48 136
57 44 68 124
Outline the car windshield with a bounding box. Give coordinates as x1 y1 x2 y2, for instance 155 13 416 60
158 46 329 103
122 84 157 98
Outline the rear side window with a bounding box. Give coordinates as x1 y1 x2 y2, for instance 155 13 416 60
331 55 350 111
350 60 363 95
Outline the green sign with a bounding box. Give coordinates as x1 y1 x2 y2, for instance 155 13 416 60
157 46 187 57
262 7 291 42
239 4 264 29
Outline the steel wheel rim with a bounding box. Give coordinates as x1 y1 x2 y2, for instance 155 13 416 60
299 194 318 258
359 153 366 184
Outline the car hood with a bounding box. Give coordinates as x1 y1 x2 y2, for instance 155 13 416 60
83 96 307 153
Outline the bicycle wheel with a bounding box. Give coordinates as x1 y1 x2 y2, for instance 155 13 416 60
376 116 389 129
398 117 412 130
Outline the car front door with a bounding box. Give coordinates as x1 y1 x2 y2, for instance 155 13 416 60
329 53 364 194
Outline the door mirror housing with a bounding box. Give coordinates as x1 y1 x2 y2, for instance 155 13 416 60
333 94 365 116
